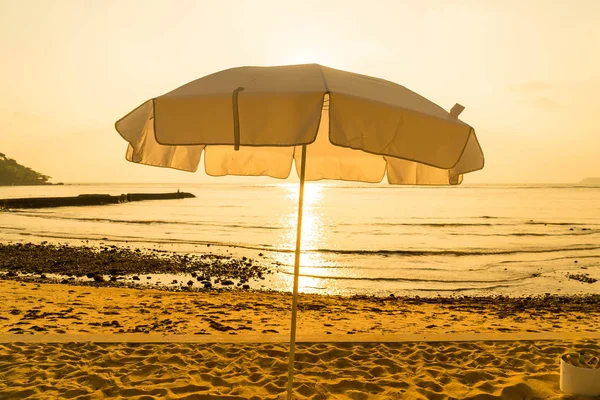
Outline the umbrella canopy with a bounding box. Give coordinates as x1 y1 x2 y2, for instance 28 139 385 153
116 64 483 184
115 64 484 399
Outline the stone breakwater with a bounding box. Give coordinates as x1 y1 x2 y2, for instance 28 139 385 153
0 243 271 291
0 191 195 209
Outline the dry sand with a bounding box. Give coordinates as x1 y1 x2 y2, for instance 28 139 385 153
1 280 600 399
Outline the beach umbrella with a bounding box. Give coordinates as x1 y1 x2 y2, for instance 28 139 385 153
115 64 484 399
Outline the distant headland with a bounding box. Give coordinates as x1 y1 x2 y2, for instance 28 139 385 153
0 153 62 186
579 177 600 185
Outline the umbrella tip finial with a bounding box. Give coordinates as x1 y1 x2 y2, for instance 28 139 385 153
450 103 465 117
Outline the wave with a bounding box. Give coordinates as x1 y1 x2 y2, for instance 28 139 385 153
309 245 600 257
448 231 599 237
525 221 599 226
13 211 600 232
342 222 498 227
277 270 529 284
11 213 285 231
407 283 526 292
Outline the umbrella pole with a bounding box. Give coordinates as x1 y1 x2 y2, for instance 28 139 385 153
286 144 307 400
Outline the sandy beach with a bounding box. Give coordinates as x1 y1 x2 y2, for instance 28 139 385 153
1 279 600 399
3 339 599 399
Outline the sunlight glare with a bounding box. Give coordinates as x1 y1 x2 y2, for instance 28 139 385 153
284 48 322 65
274 183 337 293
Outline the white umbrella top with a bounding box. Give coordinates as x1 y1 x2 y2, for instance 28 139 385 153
116 64 484 185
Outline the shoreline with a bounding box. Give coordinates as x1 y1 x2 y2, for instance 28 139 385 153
2 242 600 299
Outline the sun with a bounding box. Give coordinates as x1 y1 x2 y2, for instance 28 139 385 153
284 48 323 65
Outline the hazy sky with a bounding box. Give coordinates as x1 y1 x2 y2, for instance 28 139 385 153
1 0 598 183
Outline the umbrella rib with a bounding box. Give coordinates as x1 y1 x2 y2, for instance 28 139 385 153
232 87 245 151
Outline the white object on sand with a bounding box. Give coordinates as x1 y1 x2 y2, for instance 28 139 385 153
560 352 600 396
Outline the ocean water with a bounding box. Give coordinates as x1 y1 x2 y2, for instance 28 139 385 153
1 182 599 297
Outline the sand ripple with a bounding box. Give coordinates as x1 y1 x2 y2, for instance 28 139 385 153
1 339 598 399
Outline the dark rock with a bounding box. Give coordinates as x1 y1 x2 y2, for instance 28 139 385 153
203 282 212 289
86 272 95 278
208 320 234 332
171 279 178 284
93 274 104 282
30 325 48 332
242 284 250 289
567 273 598 284
221 280 234 286
132 276 140 281
110 276 117 282
191 272 197 278
187 280 194 287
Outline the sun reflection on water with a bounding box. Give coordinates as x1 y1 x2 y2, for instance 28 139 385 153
273 183 342 293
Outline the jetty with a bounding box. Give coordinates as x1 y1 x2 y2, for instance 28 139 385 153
0 192 195 209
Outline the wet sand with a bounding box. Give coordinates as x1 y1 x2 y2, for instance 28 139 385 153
1 280 599 337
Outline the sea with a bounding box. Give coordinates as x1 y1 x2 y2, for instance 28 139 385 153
1 183 599 298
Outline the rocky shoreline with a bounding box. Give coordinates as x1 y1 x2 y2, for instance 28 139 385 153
0 243 271 291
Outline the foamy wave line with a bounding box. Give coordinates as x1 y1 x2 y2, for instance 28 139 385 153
278 270 529 284
448 231 599 237
310 246 600 257
407 283 526 292
11 213 285 231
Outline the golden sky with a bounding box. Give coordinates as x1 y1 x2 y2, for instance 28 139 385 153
1 0 598 183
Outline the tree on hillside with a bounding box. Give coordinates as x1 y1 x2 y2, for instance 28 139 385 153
0 153 51 185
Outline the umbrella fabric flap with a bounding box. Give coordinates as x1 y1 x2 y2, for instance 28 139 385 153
294 94 387 183
384 128 483 185
323 66 474 170
385 157 463 185
450 128 485 175
204 146 294 179
153 65 327 147
117 100 204 172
